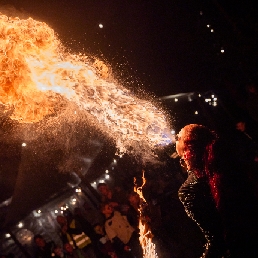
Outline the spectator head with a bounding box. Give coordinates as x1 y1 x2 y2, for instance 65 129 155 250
97 183 109 196
128 192 140 206
100 202 113 217
56 215 67 226
63 243 73 254
34 234 46 248
93 223 105 235
53 246 63 257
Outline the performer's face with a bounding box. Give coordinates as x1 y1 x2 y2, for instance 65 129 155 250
175 128 185 157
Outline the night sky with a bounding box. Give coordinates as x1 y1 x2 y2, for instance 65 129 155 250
1 0 258 96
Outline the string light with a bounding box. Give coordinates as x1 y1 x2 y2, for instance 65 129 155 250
22 143 26 147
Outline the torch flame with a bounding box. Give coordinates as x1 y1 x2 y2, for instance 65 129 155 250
134 171 159 258
0 13 172 161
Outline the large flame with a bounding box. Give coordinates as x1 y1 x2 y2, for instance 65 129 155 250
0 13 172 160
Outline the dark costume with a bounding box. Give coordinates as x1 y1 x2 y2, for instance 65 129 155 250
178 171 226 258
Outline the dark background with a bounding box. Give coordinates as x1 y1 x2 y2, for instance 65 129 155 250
1 0 258 97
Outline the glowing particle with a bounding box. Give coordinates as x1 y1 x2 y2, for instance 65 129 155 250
99 23 103 28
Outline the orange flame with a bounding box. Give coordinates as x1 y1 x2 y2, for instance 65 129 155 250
0 13 171 161
134 171 158 258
